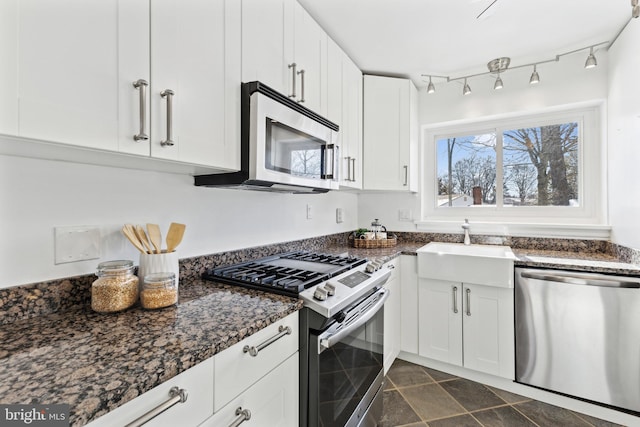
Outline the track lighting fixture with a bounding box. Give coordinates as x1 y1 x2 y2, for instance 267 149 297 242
633 0 639 18
494 73 503 90
463 79 472 95
420 41 608 96
427 76 435 94
529 65 540 85
584 47 597 69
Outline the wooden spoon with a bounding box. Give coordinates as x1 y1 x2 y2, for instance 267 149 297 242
146 223 162 254
122 224 146 253
134 225 153 254
166 222 186 253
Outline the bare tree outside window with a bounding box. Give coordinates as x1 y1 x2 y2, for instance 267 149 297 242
436 122 579 208
290 149 321 178
503 123 579 206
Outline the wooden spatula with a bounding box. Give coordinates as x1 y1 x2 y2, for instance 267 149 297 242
166 222 186 253
134 225 153 254
146 223 162 254
122 224 146 253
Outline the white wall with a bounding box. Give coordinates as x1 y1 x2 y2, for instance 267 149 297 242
0 154 358 289
359 52 609 232
608 21 640 250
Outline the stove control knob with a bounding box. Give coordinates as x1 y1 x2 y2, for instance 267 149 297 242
313 287 328 301
324 283 336 296
365 263 377 273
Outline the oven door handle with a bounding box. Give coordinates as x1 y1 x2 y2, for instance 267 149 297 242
319 288 389 352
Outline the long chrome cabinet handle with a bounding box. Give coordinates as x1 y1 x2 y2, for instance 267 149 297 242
297 69 306 103
466 288 471 316
452 286 458 314
132 79 149 142
243 325 292 357
403 165 408 186
228 407 251 427
345 156 352 182
160 89 175 147
125 386 187 427
521 270 640 288
351 158 356 182
288 63 297 99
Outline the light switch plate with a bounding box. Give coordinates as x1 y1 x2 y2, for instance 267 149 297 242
54 226 101 264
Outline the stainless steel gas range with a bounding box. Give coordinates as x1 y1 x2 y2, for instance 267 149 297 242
203 251 392 427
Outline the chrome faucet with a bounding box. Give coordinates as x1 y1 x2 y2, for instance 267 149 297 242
462 219 471 245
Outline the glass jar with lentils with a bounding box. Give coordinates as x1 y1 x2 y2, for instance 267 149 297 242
91 260 139 313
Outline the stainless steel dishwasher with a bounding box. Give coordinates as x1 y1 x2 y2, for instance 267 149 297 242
515 267 640 413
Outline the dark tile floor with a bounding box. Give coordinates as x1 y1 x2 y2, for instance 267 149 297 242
382 359 626 427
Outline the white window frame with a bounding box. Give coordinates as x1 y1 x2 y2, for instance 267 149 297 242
418 102 609 238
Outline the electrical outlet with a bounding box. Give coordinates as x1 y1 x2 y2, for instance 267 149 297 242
54 226 100 264
336 208 344 223
398 209 413 221
306 204 313 219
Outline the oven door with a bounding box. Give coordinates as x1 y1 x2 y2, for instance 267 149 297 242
250 90 339 190
308 288 388 427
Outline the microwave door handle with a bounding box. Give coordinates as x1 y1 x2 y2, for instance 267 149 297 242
323 144 337 180
318 288 389 352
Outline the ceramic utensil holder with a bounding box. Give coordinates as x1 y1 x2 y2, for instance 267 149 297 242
138 251 179 284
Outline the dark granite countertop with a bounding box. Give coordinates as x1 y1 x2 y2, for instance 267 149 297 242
324 241 640 277
0 280 302 426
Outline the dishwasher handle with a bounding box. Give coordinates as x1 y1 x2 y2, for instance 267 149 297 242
520 270 640 288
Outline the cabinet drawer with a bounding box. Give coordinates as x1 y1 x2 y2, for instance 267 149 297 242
86 357 214 427
214 311 299 411
202 352 298 427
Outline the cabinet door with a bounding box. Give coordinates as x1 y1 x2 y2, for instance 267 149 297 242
400 255 418 354
1 0 149 154
342 56 363 189
383 259 400 374
150 0 240 170
201 353 298 427
241 0 294 96
363 75 417 191
292 2 327 115
418 278 463 365
462 284 515 379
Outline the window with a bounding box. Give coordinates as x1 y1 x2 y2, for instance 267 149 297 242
423 105 604 226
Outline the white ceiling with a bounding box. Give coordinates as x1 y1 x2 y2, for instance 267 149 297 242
298 0 632 87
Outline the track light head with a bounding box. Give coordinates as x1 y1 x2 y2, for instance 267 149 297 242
463 79 472 95
633 4 639 18
427 76 435 94
494 74 503 90
529 65 540 85
585 47 597 69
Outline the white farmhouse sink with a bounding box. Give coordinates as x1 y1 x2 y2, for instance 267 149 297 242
416 242 516 288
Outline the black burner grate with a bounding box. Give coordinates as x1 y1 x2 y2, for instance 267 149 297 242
202 251 366 297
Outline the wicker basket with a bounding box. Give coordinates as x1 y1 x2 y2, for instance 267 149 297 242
350 233 397 248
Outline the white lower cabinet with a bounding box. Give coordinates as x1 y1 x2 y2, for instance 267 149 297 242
213 311 299 411
86 312 299 427
200 353 298 427
85 356 215 427
418 279 514 379
382 258 400 374
400 255 419 354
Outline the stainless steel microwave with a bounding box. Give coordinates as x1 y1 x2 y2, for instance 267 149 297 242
195 82 339 193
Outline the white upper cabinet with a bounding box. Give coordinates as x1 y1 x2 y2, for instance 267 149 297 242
0 0 149 154
241 0 294 96
242 0 327 115
150 0 241 170
1 0 240 172
327 38 362 189
363 75 419 192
